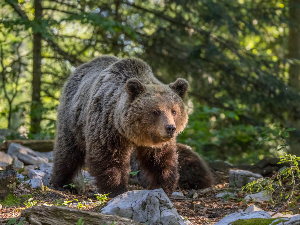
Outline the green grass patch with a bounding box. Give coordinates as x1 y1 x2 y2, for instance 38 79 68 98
0 194 21 207
230 218 287 225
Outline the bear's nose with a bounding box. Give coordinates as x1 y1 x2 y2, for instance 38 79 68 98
165 125 176 137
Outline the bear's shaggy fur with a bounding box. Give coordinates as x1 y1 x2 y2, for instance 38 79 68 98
51 56 189 197
131 143 214 190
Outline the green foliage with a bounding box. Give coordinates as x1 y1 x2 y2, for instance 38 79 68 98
129 170 140 176
63 183 76 189
242 128 300 210
7 218 23 225
77 217 84 225
0 194 21 207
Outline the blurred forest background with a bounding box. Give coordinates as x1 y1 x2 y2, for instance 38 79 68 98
1 0 300 165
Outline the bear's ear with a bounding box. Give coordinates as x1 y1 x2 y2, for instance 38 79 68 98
126 78 145 101
169 78 189 99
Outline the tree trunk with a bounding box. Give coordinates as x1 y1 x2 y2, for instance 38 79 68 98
288 0 300 156
30 0 42 134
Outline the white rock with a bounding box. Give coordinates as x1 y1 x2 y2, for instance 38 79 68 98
16 173 25 181
0 151 13 164
102 188 185 225
285 214 300 224
270 218 290 225
0 161 9 167
216 192 235 198
8 143 49 166
29 177 44 189
215 211 271 225
244 204 262 213
13 156 24 169
172 192 184 197
17 152 48 166
36 151 54 162
229 170 263 188
28 169 51 186
39 163 53 175
22 165 36 176
245 191 271 202
7 143 31 156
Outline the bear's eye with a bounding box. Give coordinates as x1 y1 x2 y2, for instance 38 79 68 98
171 110 176 116
153 110 161 115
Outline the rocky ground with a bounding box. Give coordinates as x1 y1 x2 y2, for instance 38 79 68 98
1 141 300 224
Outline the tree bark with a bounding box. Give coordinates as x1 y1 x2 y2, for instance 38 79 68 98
288 0 300 156
30 0 43 134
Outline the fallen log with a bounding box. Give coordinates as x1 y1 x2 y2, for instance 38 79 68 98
21 205 142 225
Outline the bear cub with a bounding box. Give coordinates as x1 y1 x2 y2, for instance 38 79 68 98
51 56 189 197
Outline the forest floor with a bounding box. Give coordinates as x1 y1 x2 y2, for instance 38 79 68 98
0 170 294 225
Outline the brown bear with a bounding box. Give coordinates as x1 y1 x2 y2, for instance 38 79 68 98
130 143 215 190
51 56 189 197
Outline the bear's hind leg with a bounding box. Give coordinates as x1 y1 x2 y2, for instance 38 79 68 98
52 137 85 188
136 143 179 195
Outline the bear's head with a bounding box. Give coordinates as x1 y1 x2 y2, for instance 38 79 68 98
118 77 189 147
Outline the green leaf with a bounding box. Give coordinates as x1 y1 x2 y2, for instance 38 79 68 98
286 128 296 132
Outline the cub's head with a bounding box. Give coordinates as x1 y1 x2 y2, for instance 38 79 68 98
118 78 189 147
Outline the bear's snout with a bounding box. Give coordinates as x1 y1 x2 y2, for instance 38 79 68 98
165 124 176 137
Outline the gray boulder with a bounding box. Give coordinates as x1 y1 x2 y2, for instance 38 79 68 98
102 188 186 225
29 177 44 189
12 155 24 169
39 163 53 175
28 169 51 186
0 151 13 165
7 143 30 156
22 165 36 176
229 169 263 188
7 143 49 166
17 152 48 166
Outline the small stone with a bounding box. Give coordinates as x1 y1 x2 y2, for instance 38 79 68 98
245 191 271 202
229 170 263 188
171 192 184 197
244 205 262 213
0 161 9 167
39 163 53 175
185 190 195 198
0 151 13 165
28 169 51 186
16 173 25 181
13 156 24 169
22 165 36 176
29 177 44 189
278 166 288 173
36 151 54 162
